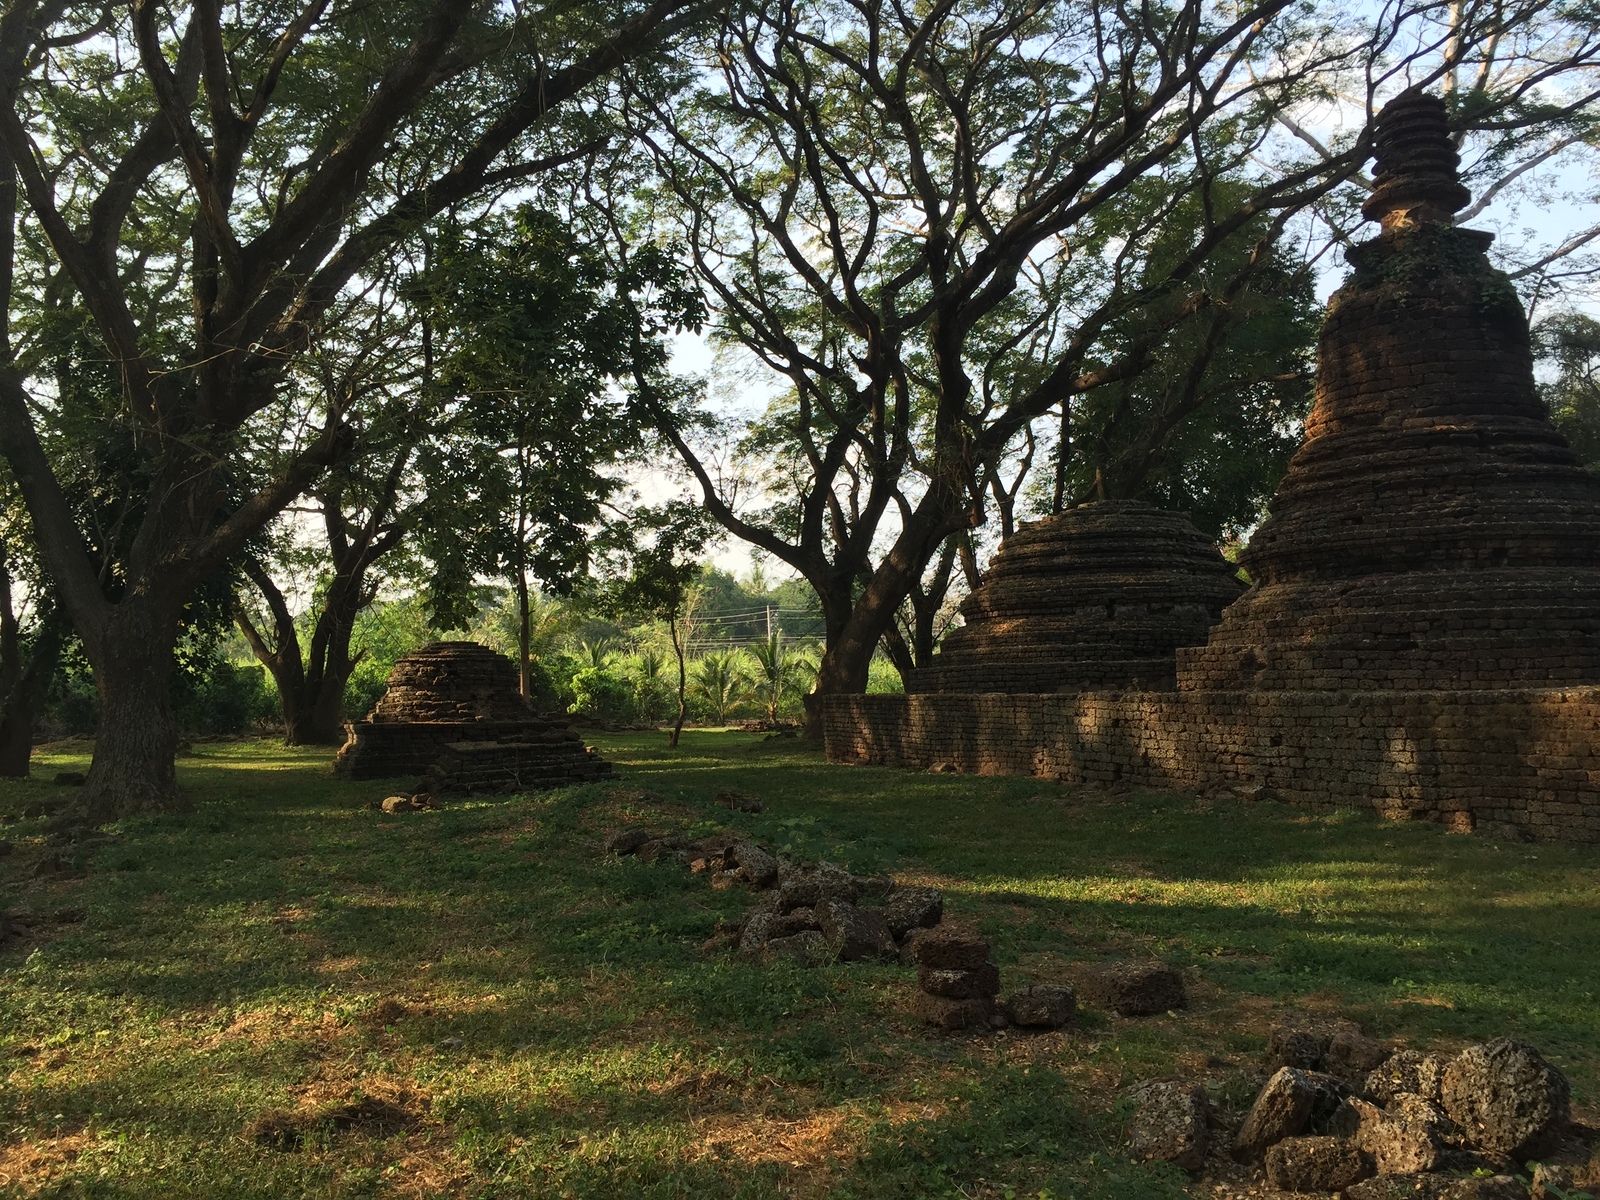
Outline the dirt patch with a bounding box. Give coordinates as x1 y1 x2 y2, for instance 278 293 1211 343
0 1132 96 1194
247 1079 430 1151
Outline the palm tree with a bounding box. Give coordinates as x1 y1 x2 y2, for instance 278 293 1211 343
630 647 670 724
690 651 751 724
745 633 816 725
579 638 617 670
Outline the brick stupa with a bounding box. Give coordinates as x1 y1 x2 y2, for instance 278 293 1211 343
334 641 612 792
818 90 1600 843
1180 90 1600 692
910 501 1243 694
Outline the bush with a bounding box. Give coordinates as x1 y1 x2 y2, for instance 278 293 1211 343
175 660 278 735
567 665 635 723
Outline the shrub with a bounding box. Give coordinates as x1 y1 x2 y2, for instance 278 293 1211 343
567 665 635 723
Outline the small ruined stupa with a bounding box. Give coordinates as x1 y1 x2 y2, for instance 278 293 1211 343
1181 90 1600 692
334 641 612 792
910 500 1244 694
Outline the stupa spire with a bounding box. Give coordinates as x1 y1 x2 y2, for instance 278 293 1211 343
1360 90 1472 232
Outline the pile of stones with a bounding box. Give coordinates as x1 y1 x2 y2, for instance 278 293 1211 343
906 924 1076 1033
605 825 1076 1033
1127 1013 1591 1198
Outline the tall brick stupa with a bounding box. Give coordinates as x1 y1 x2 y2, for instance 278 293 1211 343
1180 90 1600 692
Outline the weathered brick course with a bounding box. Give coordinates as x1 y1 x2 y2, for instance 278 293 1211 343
908 501 1241 695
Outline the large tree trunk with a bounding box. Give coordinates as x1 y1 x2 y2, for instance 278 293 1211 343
298 573 364 744
302 657 354 743
79 603 183 818
808 487 969 721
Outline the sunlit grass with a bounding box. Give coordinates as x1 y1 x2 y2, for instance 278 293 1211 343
0 731 1595 1196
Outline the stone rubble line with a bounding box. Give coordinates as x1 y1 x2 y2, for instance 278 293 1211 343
612 817 1595 1198
602 820 1090 1032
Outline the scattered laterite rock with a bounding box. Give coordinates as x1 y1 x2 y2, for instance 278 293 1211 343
909 991 992 1031
1127 1079 1209 1171
1003 985 1076 1029
908 925 990 971
1233 1066 1352 1162
1264 1134 1372 1191
919 963 1000 1000
882 886 943 937
1368 1050 1449 1105
1082 959 1187 1017
1440 1037 1571 1161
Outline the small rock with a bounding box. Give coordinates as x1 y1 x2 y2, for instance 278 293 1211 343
1264 1135 1372 1192
634 838 676 863
1440 1037 1571 1160
909 990 992 1031
709 869 740 890
1233 1066 1353 1161
918 963 1000 1000
52 772 86 787
715 791 763 813
771 906 819 935
1004 984 1076 1029
1082 960 1187 1017
850 874 894 901
380 794 417 813
1345 1094 1451 1174
1368 1050 1449 1105
1270 1014 1386 1076
1127 1079 1209 1171
907 925 990 970
688 856 714 874
770 862 858 912
738 911 778 955
1440 1177 1528 1200
601 832 652 857
1328 1025 1390 1077
1270 1015 1341 1070
1344 1175 1455 1200
729 842 778 889
437 1036 464 1050
883 886 943 937
411 792 438 810
898 927 930 966
769 909 821 938
763 929 833 967
816 899 896 962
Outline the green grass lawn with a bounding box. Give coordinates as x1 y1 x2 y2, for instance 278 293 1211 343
1 731 1596 1198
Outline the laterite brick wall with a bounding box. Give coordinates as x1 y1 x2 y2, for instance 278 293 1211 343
818 690 1600 843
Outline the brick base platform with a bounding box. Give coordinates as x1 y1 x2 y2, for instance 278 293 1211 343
818 690 1600 843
